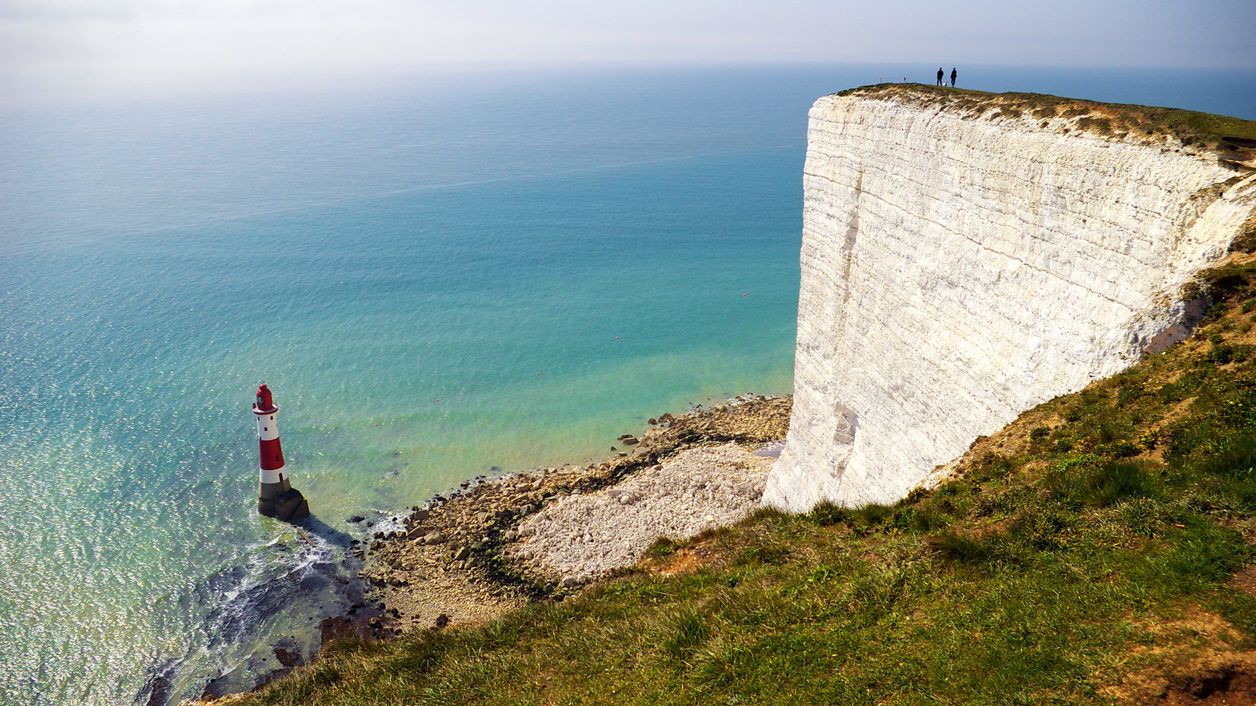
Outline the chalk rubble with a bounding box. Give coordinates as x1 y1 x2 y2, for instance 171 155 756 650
509 443 771 584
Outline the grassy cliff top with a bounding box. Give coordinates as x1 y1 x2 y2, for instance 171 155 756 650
237 244 1256 705
836 83 1256 167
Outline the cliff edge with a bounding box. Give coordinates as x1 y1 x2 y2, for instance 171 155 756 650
765 85 1256 511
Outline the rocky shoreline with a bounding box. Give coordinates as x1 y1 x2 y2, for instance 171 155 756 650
355 394 791 635
190 395 789 704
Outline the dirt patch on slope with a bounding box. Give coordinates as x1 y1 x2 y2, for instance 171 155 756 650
1102 609 1256 705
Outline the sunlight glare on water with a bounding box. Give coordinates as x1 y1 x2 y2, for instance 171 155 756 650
1 65 1254 704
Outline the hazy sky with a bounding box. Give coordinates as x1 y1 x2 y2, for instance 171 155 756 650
2 0 1254 98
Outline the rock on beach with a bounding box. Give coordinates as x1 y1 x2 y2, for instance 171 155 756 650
507 443 772 584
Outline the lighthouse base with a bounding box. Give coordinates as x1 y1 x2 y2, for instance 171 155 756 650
259 488 310 522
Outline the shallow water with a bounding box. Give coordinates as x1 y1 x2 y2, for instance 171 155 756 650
2 65 1254 704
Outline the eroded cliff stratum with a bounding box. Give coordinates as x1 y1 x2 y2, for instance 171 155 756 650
765 85 1256 512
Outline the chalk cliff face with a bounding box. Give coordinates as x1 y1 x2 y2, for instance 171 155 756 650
764 89 1256 512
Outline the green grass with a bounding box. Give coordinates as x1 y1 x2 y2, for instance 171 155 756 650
240 257 1256 705
837 84 1256 157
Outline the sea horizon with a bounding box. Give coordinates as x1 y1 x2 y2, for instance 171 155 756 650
3 63 1256 705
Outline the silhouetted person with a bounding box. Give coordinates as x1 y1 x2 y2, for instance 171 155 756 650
951 67 958 87
937 67 944 86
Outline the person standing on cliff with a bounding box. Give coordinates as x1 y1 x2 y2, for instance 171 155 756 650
936 67 944 86
951 67 958 87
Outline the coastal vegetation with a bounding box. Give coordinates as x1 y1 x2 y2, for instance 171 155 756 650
840 84 1256 164
236 251 1256 704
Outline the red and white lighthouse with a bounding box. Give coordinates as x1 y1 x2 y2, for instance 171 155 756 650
253 383 309 520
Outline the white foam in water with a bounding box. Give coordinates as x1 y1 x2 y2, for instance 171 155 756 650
2 66 1253 705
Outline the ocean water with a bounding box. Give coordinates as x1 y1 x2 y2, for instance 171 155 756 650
2 65 1255 705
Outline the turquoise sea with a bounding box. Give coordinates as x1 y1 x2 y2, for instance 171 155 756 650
2 65 1255 704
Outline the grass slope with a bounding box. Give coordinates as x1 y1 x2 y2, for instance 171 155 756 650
240 254 1256 705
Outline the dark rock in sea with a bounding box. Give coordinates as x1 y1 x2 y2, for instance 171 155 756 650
347 515 365 523
273 644 302 669
200 678 224 701
320 613 366 646
139 659 177 706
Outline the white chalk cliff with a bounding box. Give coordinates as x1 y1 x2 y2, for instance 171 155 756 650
764 87 1256 512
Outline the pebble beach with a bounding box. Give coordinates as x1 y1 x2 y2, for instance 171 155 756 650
357 395 791 635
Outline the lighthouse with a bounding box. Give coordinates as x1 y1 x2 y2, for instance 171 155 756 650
253 383 309 521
